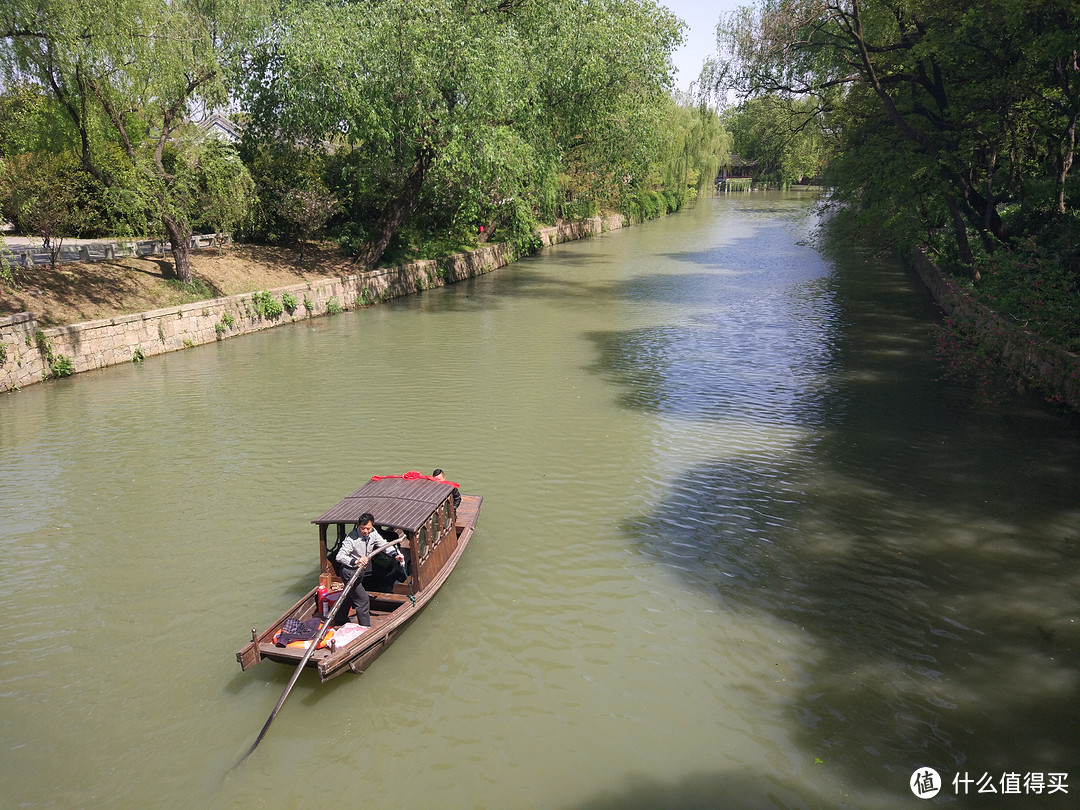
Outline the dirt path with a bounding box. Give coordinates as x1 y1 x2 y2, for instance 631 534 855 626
1 242 353 327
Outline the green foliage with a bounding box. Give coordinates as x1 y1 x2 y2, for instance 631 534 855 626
968 226 1080 353
279 187 337 252
375 222 481 268
335 220 370 261
1 0 268 282
241 142 335 244
325 297 343 315
820 99 938 257
132 346 145 363
215 321 227 336
303 296 313 313
151 134 255 252
221 313 236 328
504 198 543 258
0 234 13 288
0 340 7 365
722 96 828 187
0 1 734 324
1 149 149 243
252 290 284 318
658 98 732 196
34 328 72 378
281 291 298 313
710 0 1079 374
714 0 1079 264
0 81 79 157
241 0 684 268
623 188 682 223
185 138 256 237
1 0 712 289
48 353 73 378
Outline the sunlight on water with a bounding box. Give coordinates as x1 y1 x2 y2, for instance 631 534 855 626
1 193 1077 809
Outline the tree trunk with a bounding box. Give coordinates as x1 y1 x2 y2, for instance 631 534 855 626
476 216 501 244
945 193 978 280
354 152 433 271
163 215 193 284
1057 117 1076 215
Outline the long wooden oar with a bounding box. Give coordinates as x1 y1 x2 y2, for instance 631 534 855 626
236 536 407 765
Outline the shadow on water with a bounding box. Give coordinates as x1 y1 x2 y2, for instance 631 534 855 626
566 771 813 810
394 262 617 313
583 229 1080 805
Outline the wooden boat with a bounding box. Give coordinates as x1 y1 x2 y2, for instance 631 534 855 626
236 473 481 682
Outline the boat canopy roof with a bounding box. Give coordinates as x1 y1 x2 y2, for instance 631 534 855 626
311 476 455 533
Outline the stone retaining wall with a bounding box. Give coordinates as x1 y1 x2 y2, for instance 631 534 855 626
1 215 625 393
909 249 1080 411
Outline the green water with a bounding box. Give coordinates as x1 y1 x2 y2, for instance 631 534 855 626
1 193 1076 809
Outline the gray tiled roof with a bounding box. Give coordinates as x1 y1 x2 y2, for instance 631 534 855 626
311 477 452 532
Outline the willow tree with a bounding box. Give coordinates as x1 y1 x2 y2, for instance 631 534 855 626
655 99 732 200
240 0 683 267
0 0 263 282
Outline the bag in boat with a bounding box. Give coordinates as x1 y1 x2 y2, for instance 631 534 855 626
275 617 325 646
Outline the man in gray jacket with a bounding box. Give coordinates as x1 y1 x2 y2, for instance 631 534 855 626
334 512 405 627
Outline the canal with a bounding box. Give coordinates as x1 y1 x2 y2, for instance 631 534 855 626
1 192 1077 808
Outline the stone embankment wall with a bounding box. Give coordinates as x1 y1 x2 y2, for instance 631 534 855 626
1 215 625 393
909 249 1080 411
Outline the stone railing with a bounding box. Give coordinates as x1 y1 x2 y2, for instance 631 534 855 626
0 233 231 268
909 249 1080 412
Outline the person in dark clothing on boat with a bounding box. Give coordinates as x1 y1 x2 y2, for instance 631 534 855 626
334 513 405 627
432 469 461 509
367 524 410 590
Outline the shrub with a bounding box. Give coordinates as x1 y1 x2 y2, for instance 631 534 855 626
241 142 333 244
252 290 284 318
507 198 542 257
968 233 1080 353
49 354 73 378
0 248 14 289
282 291 298 313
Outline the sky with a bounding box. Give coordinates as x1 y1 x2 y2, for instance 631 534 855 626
662 1 744 92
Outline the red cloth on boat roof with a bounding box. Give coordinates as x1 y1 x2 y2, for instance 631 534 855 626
370 471 459 488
